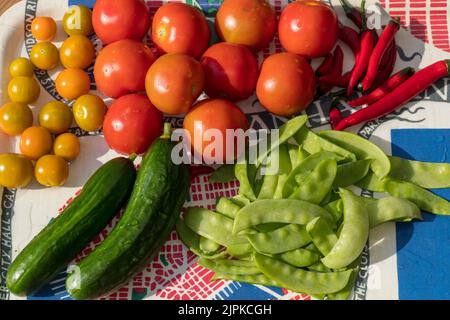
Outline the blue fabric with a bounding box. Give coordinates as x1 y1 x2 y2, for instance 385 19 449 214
68 0 95 8
391 129 450 300
216 283 284 300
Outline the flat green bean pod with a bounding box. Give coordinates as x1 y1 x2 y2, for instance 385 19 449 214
246 224 311 254
282 151 338 198
254 253 353 294
273 145 293 199
294 127 356 162
384 178 450 215
321 189 369 269
184 207 248 246
215 197 241 219
304 243 321 254
287 144 301 168
233 199 335 234
198 258 261 275
327 268 358 300
253 223 287 232
257 174 278 200
333 159 372 188
319 130 391 178
176 218 201 251
209 164 236 183
235 161 257 201
297 145 311 163
277 248 320 267
273 174 289 199
226 242 253 259
265 143 292 175
211 272 282 287
360 196 422 228
306 217 338 256
307 262 332 273
256 115 308 166
199 237 221 254
355 171 387 192
176 219 226 259
231 194 251 207
389 156 450 189
256 146 288 199
289 158 337 204
323 199 344 225
327 254 362 300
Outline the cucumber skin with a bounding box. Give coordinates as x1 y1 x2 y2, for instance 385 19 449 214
6 157 137 297
66 138 190 300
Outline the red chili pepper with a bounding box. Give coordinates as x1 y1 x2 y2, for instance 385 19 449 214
320 46 344 80
329 107 343 129
347 30 375 96
349 67 414 107
361 18 400 91
346 0 375 96
189 165 214 181
372 40 397 88
318 46 345 93
339 0 363 29
335 60 450 130
338 24 360 55
316 53 334 76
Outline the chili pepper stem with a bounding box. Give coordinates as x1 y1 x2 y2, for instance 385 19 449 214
338 0 363 29
129 153 137 162
162 122 172 139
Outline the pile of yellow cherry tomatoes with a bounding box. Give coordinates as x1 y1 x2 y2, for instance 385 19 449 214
0 5 106 189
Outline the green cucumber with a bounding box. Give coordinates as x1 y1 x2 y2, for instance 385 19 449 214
6 157 137 296
66 136 190 300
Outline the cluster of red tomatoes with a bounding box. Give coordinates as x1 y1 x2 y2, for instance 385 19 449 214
91 0 338 158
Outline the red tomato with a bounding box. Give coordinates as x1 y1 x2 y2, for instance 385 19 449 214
92 0 150 44
152 3 210 58
103 94 163 155
145 53 204 115
201 43 259 102
278 0 338 58
94 39 156 98
183 99 249 163
215 0 277 51
256 53 316 116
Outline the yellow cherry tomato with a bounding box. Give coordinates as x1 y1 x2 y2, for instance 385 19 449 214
31 16 57 41
20 126 53 160
73 94 107 132
0 153 33 188
35 155 69 187
7 76 40 104
60 35 95 69
39 101 73 134
0 102 33 136
56 68 91 100
63 5 93 36
9 57 34 77
53 133 80 161
30 42 59 70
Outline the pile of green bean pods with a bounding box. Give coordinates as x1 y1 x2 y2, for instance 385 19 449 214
176 115 450 300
